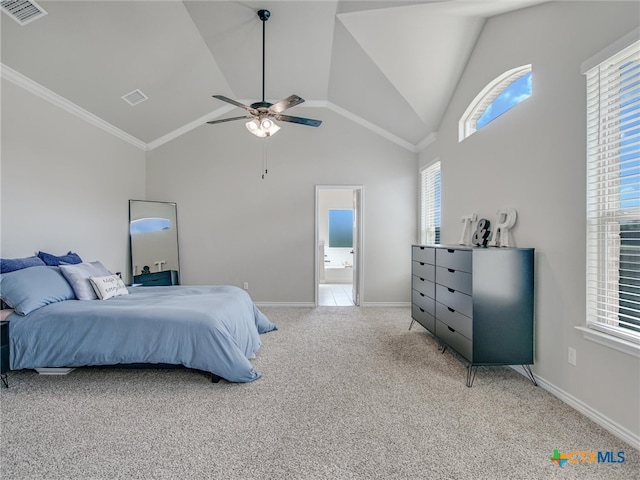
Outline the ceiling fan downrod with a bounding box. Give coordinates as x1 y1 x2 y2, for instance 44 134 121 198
258 9 270 103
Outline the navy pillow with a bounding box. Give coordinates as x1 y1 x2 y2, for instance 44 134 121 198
0 256 46 273
37 251 83 266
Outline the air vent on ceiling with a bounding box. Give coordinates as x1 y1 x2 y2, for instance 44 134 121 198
121 89 148 107
1 0 47 26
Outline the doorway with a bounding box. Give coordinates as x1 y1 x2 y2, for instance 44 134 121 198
315 185 363 306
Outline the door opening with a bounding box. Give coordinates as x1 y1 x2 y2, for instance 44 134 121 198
315 185 363 306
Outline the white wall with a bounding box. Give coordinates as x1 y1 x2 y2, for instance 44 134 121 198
419 1 639 446
0 79 146 277
146 108 417 305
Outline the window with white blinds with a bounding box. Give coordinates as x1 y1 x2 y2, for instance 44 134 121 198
585 38 640 344
420 161 441 245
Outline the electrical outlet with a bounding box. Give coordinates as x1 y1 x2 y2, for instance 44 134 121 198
568 347 577 366
243 282 249 290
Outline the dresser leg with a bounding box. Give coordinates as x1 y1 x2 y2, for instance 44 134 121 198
408 319 416 330
466 365 478 387
1 373 8 388
521 365 537 386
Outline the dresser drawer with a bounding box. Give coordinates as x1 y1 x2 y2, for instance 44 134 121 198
436 319 472 362
412 276 435 298
436 301 472 340
412 304 435 333
435 284 472 318
435 266 472 295
436 248 472 273
412 246 435 264
412 261 435 282
412 290 435 316
134 270 179 286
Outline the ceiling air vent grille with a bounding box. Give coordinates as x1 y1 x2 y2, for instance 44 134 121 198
1 0 47 26
121 89 148 107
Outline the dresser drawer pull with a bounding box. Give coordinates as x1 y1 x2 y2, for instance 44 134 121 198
447 249 455 253
420 308 425 313
448 268 455 273
420 262 425 266
448 326 456 333
419 247 425 250
419 277 425 281
420 293 425 297
448 307 455 313
448 288 455 293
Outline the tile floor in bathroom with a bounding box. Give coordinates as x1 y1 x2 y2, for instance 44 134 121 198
318 284 354 306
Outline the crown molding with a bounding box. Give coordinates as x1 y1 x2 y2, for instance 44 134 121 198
416 132 437 152
324 101 417 152
1 63 148 151
2 64 436 154
147 103 236 150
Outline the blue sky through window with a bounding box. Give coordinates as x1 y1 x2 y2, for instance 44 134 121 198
619 59 640 211
477 71 532 129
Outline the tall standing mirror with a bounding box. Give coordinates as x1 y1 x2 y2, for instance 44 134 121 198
129 200 180 286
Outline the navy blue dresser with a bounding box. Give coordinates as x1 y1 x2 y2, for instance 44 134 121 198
134 270 179 286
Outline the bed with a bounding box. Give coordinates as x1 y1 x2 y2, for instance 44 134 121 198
0 255 277 383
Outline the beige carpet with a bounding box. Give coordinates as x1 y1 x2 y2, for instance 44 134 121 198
1 306 637 479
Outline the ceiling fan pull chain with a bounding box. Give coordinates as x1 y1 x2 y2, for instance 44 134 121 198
262 139 268 179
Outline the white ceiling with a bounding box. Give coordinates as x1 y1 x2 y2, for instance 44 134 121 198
1 0 548 151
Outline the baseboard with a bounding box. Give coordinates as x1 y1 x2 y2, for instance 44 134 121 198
510 365 639 450
361 302 411 307
255 302 411 308
255 302 316 308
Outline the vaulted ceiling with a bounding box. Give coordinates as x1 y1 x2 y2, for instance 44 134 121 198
1 0 547 151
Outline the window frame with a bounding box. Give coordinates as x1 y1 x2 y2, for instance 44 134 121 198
459 64 532 142
582 31 640 356
419 161 441 245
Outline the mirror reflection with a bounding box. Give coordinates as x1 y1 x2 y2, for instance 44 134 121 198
129 200 180 285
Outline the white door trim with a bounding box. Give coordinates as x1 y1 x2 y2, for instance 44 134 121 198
314 185 364 307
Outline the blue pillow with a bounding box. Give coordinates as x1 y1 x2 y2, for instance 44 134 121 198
0 256 46 273
37 251 83 266
0 266 76 315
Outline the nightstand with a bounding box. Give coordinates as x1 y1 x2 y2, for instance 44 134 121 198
1 321 9 388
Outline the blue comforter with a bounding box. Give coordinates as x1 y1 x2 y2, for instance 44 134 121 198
8 285 277 382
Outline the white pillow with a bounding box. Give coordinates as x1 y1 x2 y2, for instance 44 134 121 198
89 275 129 300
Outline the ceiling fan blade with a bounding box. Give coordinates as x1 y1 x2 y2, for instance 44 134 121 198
269 95 305 113
275 114 322 127
207 116 252 125
212 95 258 115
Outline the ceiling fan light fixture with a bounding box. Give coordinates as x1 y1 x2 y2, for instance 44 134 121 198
245 117 280 137
261 118 280 135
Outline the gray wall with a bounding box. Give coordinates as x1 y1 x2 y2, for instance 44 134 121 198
0 79 146 277
146 108 417 305
419 1 639 444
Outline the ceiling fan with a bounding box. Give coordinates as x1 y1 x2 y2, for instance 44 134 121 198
207 9 322 137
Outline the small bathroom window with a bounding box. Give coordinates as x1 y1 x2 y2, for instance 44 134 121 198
329 209 353 248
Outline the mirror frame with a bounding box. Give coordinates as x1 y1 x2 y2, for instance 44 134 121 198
128 199 180 282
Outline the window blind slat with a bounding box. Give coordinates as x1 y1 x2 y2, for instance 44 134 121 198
586 38 640 344
420 162 441 245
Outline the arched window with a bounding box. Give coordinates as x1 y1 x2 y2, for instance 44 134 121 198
459 64 532 141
